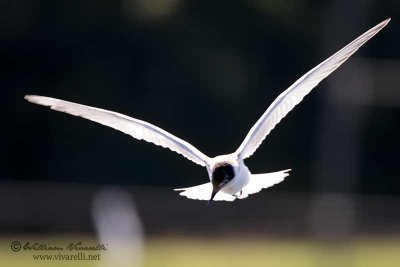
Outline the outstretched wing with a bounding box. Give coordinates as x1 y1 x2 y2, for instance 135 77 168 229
25 95 210 166
236 19 390 159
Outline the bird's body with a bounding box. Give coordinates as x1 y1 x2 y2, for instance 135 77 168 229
175 153 288 202
218 162 250 196
25 19 390 204
208 154 250 196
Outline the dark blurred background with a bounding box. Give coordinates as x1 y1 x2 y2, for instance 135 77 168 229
1 1 399 266
3 0 399 193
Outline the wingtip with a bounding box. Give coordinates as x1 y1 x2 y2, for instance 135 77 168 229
372 18 391 31
382 18 391 25
24 95 55 106
24 94 40 103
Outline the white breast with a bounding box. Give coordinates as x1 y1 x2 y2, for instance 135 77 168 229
221 161 251 195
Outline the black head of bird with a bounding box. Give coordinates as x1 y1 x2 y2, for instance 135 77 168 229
208 162 235 206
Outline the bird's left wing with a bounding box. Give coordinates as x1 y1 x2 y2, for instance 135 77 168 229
236 18 390 159
25 95 210 166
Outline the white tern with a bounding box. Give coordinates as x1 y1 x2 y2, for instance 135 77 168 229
25 19 390 205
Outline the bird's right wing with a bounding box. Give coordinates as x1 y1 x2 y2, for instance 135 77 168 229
25 95 210 166
236 19 390 159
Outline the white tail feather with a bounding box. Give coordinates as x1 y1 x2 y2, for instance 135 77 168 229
174 169 290 201
238 169 290 199
174 183 236 201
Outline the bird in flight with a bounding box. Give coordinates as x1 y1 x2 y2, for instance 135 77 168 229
26 19 390 205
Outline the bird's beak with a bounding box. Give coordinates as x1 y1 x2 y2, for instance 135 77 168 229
208 183 223 207
208 190 218 207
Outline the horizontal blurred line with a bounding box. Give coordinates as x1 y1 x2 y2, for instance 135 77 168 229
0 180 399 237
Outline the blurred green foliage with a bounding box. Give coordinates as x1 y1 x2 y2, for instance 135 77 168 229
1 235 400 267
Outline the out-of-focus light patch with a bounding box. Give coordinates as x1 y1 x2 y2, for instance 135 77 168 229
92 189 144 267
123 0 183 22
366 59 400 107
322 58 400 107
324 60 374 105
309 193 356 240
309 195 356 267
